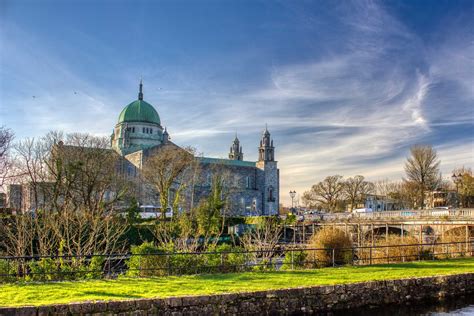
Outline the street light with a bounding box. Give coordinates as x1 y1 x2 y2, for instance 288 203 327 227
289 190 296 210
452 173 463 208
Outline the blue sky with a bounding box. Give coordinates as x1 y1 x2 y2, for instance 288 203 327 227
1 0 473 205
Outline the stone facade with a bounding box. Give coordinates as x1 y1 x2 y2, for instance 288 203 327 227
111 83 280 216
1 273 473 315
5 83 280 216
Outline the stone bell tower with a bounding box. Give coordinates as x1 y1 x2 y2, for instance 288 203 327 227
256 126 279 215
228 135 244 161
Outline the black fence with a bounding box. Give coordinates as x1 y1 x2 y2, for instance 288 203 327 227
0 241 472 282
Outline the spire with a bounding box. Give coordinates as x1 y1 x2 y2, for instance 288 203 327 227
163 127 170 143
263 123 270 136
259 124 274 162
229 134 243 161
138 79 144 100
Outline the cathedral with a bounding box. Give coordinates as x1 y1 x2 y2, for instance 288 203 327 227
110 81 280 216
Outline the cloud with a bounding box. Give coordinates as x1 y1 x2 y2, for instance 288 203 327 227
1 1 472 206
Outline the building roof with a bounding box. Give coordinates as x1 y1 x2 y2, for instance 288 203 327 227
198 157 256 168
118 99 161 125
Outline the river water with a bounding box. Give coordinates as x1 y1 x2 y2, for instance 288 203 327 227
329 294 474 315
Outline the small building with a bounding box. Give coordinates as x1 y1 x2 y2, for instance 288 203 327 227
424 190 458 209
362 194 404 211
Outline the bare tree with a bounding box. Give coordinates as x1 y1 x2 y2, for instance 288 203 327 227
2 131 130 257
141 144 195 218
0 126 14 188
375 179 402 197
302 175 344 212
404 145 441 209
241 217 282 268
343 175 375 211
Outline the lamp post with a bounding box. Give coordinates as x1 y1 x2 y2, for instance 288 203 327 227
452 173 462 208
289 190 296 212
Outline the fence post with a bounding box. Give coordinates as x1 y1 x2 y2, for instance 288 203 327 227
42 258 46 281
293 226 296 245
220 252 224 272
369 246 372 265
167 253 171 276
291 249 294 270
107 255 111 279
138 254 142 277
332 248 335 267
466 225 469 255
351 247 355 266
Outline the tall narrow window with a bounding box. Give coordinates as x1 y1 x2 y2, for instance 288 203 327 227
142 127 145 133
246 176 251 189
150 128 153 134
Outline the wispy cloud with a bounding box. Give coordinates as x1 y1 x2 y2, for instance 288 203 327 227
1 1 472 205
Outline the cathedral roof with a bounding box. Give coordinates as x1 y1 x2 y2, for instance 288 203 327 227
118 99 161 125
117 81 161 125
199 157 256 168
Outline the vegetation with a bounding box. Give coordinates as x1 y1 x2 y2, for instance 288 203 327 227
436 227 471 259
1 258 473 307
141 145 196 218
404 145 441 209
306 227 353 267
369 235 420 264
0 126 14 187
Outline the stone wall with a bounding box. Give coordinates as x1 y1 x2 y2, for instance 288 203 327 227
1 273 473 316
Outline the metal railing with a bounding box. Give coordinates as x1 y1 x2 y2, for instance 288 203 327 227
0 241 472 282
314 208 474 221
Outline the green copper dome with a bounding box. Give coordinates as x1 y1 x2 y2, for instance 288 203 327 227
118 99 161 125
117 81 161 125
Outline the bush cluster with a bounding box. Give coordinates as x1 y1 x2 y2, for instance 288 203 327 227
306 227 353 267
126 242 249 277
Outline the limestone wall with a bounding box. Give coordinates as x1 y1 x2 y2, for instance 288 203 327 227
1 273 473 315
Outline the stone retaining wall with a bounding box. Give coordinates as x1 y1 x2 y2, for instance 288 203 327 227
1 273 473 315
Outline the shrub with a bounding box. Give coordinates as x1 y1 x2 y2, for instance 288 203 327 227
126 242 168 277
369 235 421 264
436 228 469 259
0 259 17 283
306 227 353 267
168 252 205 275
86 256 105 279
205 244 248 273
281 250 307 270
27 258 57 281
252 258 277 272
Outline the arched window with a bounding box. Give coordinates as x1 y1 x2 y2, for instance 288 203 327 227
150 128 153 134
268 186 274 202
142 127 145 133
246 176 251 189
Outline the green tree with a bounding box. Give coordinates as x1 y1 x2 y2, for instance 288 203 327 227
197 173 226 238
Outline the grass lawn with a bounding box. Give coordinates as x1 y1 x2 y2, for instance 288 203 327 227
1 258 474 307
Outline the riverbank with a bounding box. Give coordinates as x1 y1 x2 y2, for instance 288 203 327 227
1 258 473 311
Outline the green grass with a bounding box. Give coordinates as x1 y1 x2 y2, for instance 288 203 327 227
1 258 474 307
